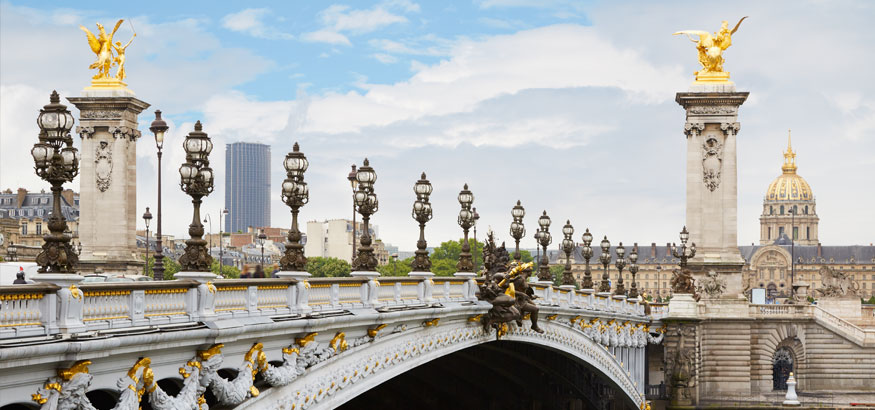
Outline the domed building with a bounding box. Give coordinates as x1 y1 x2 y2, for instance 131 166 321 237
759 132 819 245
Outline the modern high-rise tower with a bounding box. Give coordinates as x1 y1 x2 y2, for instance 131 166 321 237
225 142 270 233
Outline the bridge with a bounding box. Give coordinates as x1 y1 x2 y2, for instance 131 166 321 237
0 273 663 410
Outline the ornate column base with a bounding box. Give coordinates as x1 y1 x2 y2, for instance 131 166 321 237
667 293 698 319
275 271 311 280
31 273 86 334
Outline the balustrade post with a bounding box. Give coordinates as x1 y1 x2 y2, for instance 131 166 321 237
32 275 86 334
580 289 594 310
131 289 146 326
175 272 218 321
276 272 311 314
246 285 258 314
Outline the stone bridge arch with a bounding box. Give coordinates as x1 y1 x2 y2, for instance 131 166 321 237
243 319 645 410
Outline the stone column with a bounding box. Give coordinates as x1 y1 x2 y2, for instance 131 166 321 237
68 90 149 275
676 84 749 298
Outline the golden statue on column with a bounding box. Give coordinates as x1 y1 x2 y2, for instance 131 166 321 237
674 17 747 83
80 19 136 89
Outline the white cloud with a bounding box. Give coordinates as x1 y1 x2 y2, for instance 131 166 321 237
302 1 419 45
221 8 294 40
372 53 398 64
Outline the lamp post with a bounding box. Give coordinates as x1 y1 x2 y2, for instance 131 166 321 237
628 243 640 299
510 200 526 262
258 229 267 268
410 172 433 272
178 121 214 272
149 110 168 280
7 242 17 262
789 206 796 300
143 207 152 276
614 242 627 296
580 228 594 289
279 142 309 271
561 220 575 286
348 164 358 262
203 214 212 250
392 253 398 275
351 159 378 272
219 208 228 274
31 91 79 273
456 184 475 272
536 211 553 282
656 264 662 299
598 236 611 292
671 226 697 269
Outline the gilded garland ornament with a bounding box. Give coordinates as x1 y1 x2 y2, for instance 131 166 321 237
31 91 80 274
178 121 214 272
674 17 747 83
279 142 309 271
410 172 433 272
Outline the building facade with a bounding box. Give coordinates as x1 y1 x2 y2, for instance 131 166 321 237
224 142 271 233
0 188 80 260
759 133 819 245
305 219 379 264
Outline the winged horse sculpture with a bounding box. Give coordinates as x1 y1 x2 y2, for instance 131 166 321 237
674 17 747 75
80 20 124 80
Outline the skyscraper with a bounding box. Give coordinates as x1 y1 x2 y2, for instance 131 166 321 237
225 142 270 233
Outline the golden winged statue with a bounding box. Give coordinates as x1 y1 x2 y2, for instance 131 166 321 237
80 19 135 88
674 17 747 83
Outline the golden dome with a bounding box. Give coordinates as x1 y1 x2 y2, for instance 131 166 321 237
765 131 813 201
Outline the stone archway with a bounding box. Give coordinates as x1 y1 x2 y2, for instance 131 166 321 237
772 347 794 390
751 323 806 393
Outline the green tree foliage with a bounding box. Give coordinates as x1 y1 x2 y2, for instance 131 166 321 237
377 257 413 276
549 265 566 286
211 260 241 278
306 257 351 277
430 259 457 277
429 239 485 276
142 255 183 280
517 249 534 263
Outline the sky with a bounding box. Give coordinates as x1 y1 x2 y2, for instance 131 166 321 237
1 0 873 252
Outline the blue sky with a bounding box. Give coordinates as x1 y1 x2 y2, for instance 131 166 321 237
1 0 874 250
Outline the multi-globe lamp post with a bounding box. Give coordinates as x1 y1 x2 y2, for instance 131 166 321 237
671 226 696 269
410 173 433 273
536 211 552 282
614 242 627 296
351 159 378 272
143 207 152 276
279 142 309 272
580 228 594 289
149 110 168 280
456 184 475 273
628 244 640 299
30 91 79 273
598 236 612 292
561 220 575 286
510 200 526 262
177 121 214 272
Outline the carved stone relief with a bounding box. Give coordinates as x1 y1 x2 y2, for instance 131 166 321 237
683 122 704 139
80 109 122 120
689 106 737 115
95 141 113 192
702 134 723 191
110 126 141 141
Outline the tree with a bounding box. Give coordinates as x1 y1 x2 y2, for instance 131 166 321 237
211 260 240 278
142 255 182 280
429 239 485 275
306 257 351 277
377 257 413 276
518 250 534 263
549 265 565 286
430 259 457 277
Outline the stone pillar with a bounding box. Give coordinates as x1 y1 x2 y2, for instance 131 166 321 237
68 90 149 275
676 84 749 298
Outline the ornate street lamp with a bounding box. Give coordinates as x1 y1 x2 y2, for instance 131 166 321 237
351 159 378 271
472 207 480 271
536 211 553 281
347 164 358 261
580 228 594 289
614 242 627 296
410 172 433 272
598 236 612 292
149 110 168 280
510 200 526 262
31 91 79 273
628 243 640 299
561 220 575 286
279 142 309 271
178 121 214 272
143 207 152 276
258 229 267 268
7 242 17 262
671 226 697 268
456 184 475 272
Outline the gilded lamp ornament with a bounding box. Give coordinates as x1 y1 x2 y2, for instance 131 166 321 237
279 142 309 271
351 159 379 271
178 121 214 272
410 173 433 272
455 184 475 272
80 19 136 88
674 17 747 83
31 91 80 273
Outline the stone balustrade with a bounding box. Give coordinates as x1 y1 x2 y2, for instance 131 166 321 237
0 275 651 340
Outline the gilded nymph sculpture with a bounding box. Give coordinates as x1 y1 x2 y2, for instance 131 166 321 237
80 19 135 88
674 17 747 82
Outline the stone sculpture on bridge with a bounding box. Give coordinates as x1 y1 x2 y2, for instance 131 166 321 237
815 265 860 297
477 261 544 337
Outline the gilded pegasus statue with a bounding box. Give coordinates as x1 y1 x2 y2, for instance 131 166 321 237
674 17 747 77
80 20 124 80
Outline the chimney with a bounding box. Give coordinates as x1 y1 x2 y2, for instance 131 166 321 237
16 188 27 208
666 242 672 257
61 189 75 207
651 243 657 258
817 243 822 258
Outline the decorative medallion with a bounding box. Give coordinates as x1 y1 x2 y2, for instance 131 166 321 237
95 141 113 192
702 135 723 191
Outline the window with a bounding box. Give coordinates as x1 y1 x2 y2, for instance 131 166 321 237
21 224 27 235
770 206 774 215
793 227 798 240
780 205 784 215
806 227 810 239
768 227 772 239
804 206 808 214
779 227 785 236
36 223 42 235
